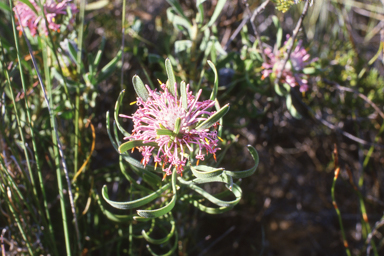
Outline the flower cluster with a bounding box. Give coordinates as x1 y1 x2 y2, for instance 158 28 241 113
120 83 220 176
262 37 315 92
14 0 77 37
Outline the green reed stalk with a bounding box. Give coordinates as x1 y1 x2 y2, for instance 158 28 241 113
331 167 351 256
75 0 86 177
6 3 60 254
11 9 74 256
42 42 72 256
120 0 127 90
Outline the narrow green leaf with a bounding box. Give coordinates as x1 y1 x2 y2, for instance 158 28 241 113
180 81 188 110
93 36 106 69
65 39 79 65
106 111 119 151
191 165 224 179
114 90 130 137
207 60 218 101
85 0 108 10
97 50 122 83
173 117 181 134
137 169 177 218
102 183 170 210
274 82 290 96
142 219 175 244
175 40 192 53
303 67 316 75
156 129 174 136
272 16 283 49
214 40 227 56
119 140 158 154
132 74 149 101
165 58 177 97
94 193 132 223
286 94 302 119
224 145 259 178
166 8 192 38
182 195 234 214
196 104 229 130
196 0 206 24
206 0 226 28
166 0 189 22
0 2 11 12
184 181 241 207
146 230 178 256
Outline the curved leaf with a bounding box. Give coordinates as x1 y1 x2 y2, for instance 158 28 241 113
114 90 130 137
224 145 259 178
142 219 176 245
102 183 170 210
146 230 178 256
195 103 229 130
97 50 122 83
208 60 218 101
182 180 241 207
106 111 119 151
94 192 132 223
133 74 149 101
206 0 226 28
166 8 192 38
182 195 234 214
137 169 177 218
191 165 224 179
119 140 158 154
286 93 302 119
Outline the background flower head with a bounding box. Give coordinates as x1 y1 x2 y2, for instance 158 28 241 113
262 36 316 92
14 0 78 37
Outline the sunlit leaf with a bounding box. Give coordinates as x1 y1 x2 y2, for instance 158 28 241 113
119 140 158 154
196 104 229 130
165 58 177 97
132 74 149 101
208 60 218 101
137 169 177 218
286 93 302 119
102 183 170 210
114 90 130 137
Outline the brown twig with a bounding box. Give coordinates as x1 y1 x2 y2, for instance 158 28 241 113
223 0 270 51
248 0 270 63
291 89 384 149
366 216 384 255
325 81 384 120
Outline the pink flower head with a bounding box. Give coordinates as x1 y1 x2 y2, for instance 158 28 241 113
120 83 221 176
14 0 78 37
262 36 315 92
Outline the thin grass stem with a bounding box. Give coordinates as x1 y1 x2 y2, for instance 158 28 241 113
12 7 80 255
331 167 352 256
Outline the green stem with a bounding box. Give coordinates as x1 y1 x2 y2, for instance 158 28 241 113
75 0 86 178
120 0 127 91
331 167 351 256
44 44 73 256
6 3 58 254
